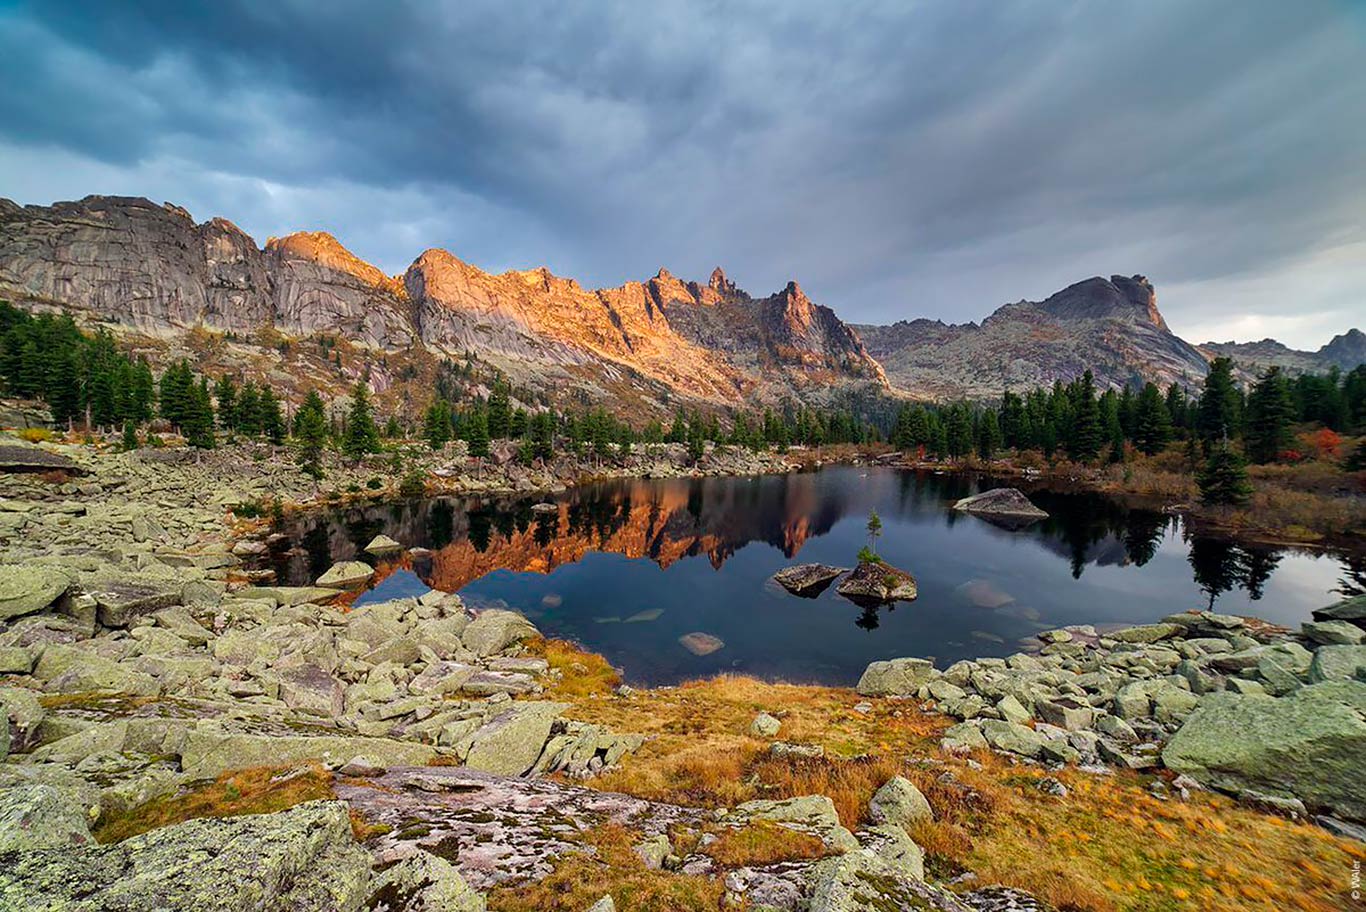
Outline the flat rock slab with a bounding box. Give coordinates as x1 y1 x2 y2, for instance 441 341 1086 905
316 561 375 589
771 564 847 597
336 766 708 889
953 488 1048 528
0 444 88 475
0 564 73 621
837 560 917 604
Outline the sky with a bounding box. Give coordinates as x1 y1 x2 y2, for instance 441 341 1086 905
1 0 1363 350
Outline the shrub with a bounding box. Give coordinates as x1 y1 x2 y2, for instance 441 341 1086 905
17 427 54 443
857 546 882 564
398 470 427 497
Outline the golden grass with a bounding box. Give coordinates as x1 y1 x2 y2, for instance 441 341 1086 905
94 764 334 843
526 636 623 699
486 824 724 912
700 819 833 868
535 645 1364 912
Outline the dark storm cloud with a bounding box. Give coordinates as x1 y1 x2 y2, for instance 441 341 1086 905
2 0 1364 348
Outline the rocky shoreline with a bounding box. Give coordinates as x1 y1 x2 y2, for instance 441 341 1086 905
2 434 1364 911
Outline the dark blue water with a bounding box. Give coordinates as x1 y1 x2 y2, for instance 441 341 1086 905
272 467 1359 686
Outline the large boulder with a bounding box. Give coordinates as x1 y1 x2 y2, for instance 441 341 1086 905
179 724 440 779
804 848 968 912
1309 645 1366 683
1162 681 1366 821
316 561 375 589
867 776 934 828
836 561 917 604
0 783 94 851
366 851 485 912
952 488 1048 527
856 657 936 697
460 609 538 657
729 795 859 852
0 800 373 911
461 701 566 777
1312 595 1366 626
32 644 161 697
0 564 72 621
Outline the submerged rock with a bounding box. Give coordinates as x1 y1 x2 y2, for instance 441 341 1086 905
678 632 725 656
952 488 1048 527
771 563 847 597
836 560 917 604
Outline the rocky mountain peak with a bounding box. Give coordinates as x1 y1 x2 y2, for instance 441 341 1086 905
708 267 736 295
1319 327 1366 368
1034 274 1168 331
266 231 389 288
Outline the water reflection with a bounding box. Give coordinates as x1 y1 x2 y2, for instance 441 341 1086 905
269 467 1353 685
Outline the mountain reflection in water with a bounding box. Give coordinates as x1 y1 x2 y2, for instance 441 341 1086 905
271 467 1358 685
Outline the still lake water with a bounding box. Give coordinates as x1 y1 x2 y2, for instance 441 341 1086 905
270 467 1360 686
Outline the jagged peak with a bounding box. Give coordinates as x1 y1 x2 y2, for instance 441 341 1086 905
267 231 389 287
708 266 736 295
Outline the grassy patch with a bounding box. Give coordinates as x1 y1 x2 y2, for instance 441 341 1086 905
486 824 724 912
701 820 833 868
526 637 623 699
94 764 333 843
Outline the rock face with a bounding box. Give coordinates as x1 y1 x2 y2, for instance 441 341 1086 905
855 275 1214 398
0 195 884 407
1202 327 1366 374
836 560 917 604
952 488 1049 525
771 563 847 597
1161 681 1366 822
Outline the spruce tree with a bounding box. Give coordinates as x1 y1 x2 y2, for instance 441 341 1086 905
530 411 555 462
464 409 490 460
293 390 329 480
214 376 238 432
341 381 381 462
1196 357 1240 450
236 381 261 436
184 379 216 449
1244 366 1295 463
258 386 285 444
121 421 139 451
977 410 1002 459
1133 382 1173 455
1198 441 1253 506
1066 370 1104 462
424 399 452 450
487 384 511 439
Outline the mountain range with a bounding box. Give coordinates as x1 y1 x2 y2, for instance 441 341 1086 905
0 195 1360 413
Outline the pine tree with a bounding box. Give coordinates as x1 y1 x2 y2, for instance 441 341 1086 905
1244 366 1295 463
1066 370 1104 462
1196 357 1240 450
977 409 1002 459
258 386 285 444
530 411 555 462
945 404 973 458
121 421 139 452
686 419 705 462
1132 382 1173 455
236 381 261 436
1198 441 1253 506
47 350 82 428
293 390 329 480
464 409 490 460
487 384 511 439
424 399 452 450
184 379 216 449
341 381 381 462
214 376 239 432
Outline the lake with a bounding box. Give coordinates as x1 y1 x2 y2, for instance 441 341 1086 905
268 466 1360 686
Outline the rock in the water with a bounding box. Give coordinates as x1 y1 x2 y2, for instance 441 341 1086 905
1162 680 1366 821
856 657 936 696
316 560 375 589
461 609 539 656
0 564 73 621
0 800 373 912
1312 595 1366 626
836 560 917 604
364 534 404 556
771 564 847 597
678 631 725 656
0 783 94 851
868 775 935 827
952 487 1049 525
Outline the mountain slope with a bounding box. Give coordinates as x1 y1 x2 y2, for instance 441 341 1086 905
0 195 885 410
1203 328 1366 375
854 275 1214 398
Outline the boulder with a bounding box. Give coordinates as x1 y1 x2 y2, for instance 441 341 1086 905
180 725 440 779
750 712 782 737
462 701 567 777
729 795 859 852
0 783 93 851
952 488 1048 525
461 609 538 656
1162 681 1366 822
836 560 917 604
868 776 934 827
1312 595 1366 626
858 824 926 881
0 564 72 621
316 561 375 589
771 564 847 597
33 644 160 697
365 850 485 912
1301 620 1365 646
0 800 372 912
980 719 1045 758
856 657 936 697
805 848 965 912
1308 645 1366 683
90 577 183 627
364 534 405 556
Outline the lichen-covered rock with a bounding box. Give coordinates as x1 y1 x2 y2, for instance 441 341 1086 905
1308 645 1366 683
728 795 859 852
0 799 372 911
366 850 486 912
0 563 72 620
461 701 567 776
805 848 970 912
749 712 781 737
868 776 934 827
0 783 93 851
316 560 375 589
461 609 538 657
856 657 937 697
1162 681 1366 821
980 719 1046 758
179 724 440 779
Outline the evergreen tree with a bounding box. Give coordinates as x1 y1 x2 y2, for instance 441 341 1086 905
258 386 285 444
293 390 329 480
121 421 139 451
341 381 381 462
464 409 490 460
1196 357 1240 450
945 404 973 458
1066 370 1104 462
1198 441 1253 506
47 350 82 428
977 409 1002 459
184 379 216 449
159 361 194 429
214 376 239 432
529 411 555 462
1244 366 1295 463
424 399 452 450
1132 382 1173 455
687 419 705 462
487 384 511 439
236 381 261 435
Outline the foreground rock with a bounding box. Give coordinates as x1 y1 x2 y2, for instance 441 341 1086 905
771 564 847 597
836 560 917 604
1162 681 1366 822
952 488 1048 527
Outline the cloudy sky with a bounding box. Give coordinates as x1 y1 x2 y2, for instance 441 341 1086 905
2 0 1363 348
